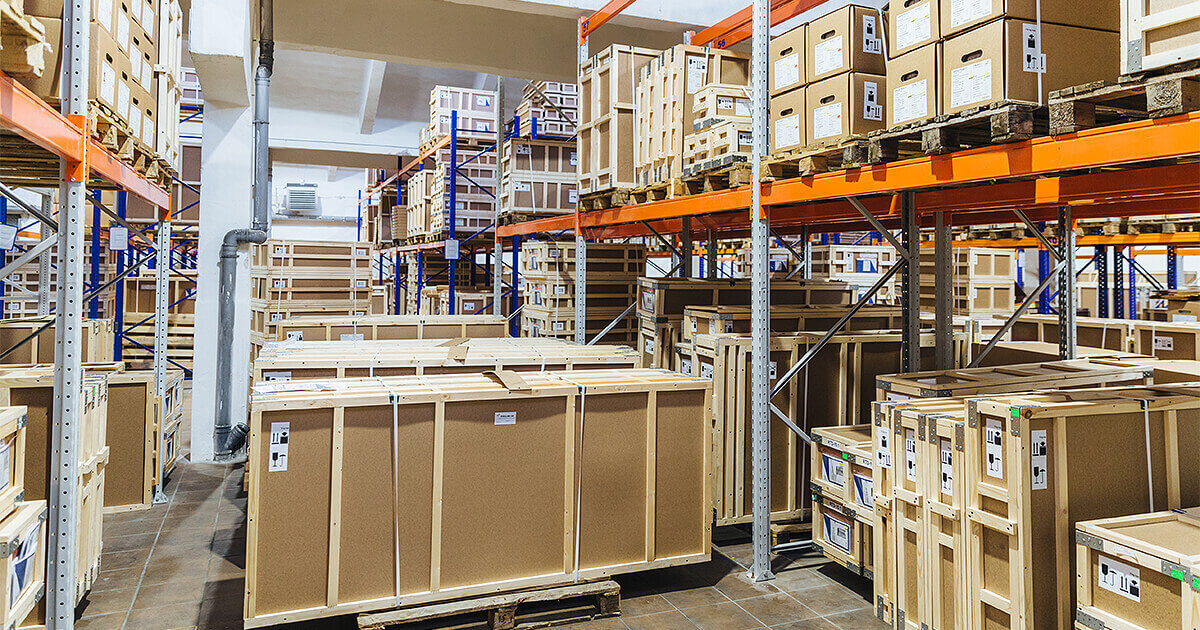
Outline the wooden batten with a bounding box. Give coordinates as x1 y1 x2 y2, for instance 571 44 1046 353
274 315 509 343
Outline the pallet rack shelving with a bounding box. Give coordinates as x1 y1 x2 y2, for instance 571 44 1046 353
0 1 180 624
493 0 1200 583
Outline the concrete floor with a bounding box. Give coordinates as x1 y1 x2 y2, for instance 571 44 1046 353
73 387 886 630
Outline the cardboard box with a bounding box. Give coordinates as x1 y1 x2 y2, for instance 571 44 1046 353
806 72 886 145
20 19 131 125
770 24 806 96
942 18 1119 115
886 0 940 57
770 86 807 153
23 0 117 37
887 42 939 126
806 4 886 83
129 27 154 92
131 83 156 148
941 0 1120 38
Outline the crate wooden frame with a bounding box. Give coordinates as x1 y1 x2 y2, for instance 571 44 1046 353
578 44 660 194
636 277 852 322
681 304 902 346
1011 314 1137 353
273 315 509 342
875 359 1155 400
1133 320 1200 360
0 501 47 630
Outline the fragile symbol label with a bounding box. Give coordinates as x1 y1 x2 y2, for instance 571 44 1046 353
985 418 1004 479
1154 335 1174 351
268 422 290 472
940 440 954 495
877 429 892 469
1030 429 1048 490
1098 556 1141 602
905 429 918 482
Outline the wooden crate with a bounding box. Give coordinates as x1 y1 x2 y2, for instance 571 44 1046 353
691 83 751 129
252 338 640 383
682 120 752 175
122 275 196 314
250 272 372 303
245 369 711 627
1121 0 1200 74
0 501 47 630
1133 320 1200 360
964 386 1200 630
637 316 678 369
525 279 634 311
1075 509 1200 630
521 242 645 280
521 306 636 342
918 247 1016 284
425 85 498 144
636 277 852 322
919 279 1015 317
813 492 874 578
428 158 496 238
681 304 901 345
972 341 1151 367
0 317 114 365
1011 314 1138 353
578 44 659 194
811 425 875 516
875 359 1155 401
274 314 509 342
406 171 435 241
103 369 186 511
252 240 372 272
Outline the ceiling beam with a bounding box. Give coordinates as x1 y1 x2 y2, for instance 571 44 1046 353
359 59 387 134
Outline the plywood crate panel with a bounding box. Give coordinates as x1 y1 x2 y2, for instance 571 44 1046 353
636 277 853 322
1121 0 1200 74
875 358 1155 401
1133 320 1200 360
522 242 646 279
578 45 660 194
245 369 711 627
104 369 186 510
273 315 508 343
425 86 498 144
0 318 113 365
813 493 875 577
918 279 1016 316
1011 314 1137 353
681 305 901 345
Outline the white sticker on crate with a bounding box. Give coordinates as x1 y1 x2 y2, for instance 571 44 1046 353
985 417 1004 479
516 144 531 155
268 422 290 472
700 363 714 379
555 284 568 295
569 151 578 166
822 452 847 488
681 358 693 375
116 10 129 51
940 439 954 495
813 35 845 77
717 96 735 111
905 428 918 482
274 246 286 255
263 371 292 382
494 411 516 426
877 429 892 469
356 280 367 288
1021 23 1046 73
641 290 656 312
813 102 843 140
774 54 801 90
853 473 872 508
686 56 709 94
553 321 565 331
1030 429 1048 490
0 440 10 492
769 361 777 380
286 331 303 341
339 333 364 342
862 15 882 55
645 338 655 354
271 313 283 322
949 0 991 28
896 2 932 50
738 131 753 148
1154 335 1174 351
863 81 883 121
463 303 476 313
775 114 802 149
514 181 532 192
1173 314 1198 323
568 189 578 204
1098 556 1141 602
823 512 852 554
950 59 993 110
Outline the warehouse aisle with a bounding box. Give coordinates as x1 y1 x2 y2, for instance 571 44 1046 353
75 386 882 630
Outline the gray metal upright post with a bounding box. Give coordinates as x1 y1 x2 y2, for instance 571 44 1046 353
706 230 717 278
933 211 953 369
38 195 53 316
152 215 170 503
575 30 587 343
799 226 811 279
1058 207 1077 359
748 0 774 582
494 75 504 312
900 192 920 373
680 217 692 277
52 0 89 626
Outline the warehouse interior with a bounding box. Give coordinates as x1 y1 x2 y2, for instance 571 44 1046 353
0 0 1197 628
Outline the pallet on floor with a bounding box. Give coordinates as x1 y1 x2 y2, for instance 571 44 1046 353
1049 63 1200 135
356 580 620 630
865 101 1046 165
762 139 870 179
681 160 752 195
577 187 633 211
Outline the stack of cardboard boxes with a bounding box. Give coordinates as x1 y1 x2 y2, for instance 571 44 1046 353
769 5 888 155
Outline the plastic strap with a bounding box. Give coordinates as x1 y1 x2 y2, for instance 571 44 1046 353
390 390 402 607
558 373 588 583
1141 399 1156 512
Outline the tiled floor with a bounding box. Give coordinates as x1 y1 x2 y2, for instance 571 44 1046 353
75 387 885 629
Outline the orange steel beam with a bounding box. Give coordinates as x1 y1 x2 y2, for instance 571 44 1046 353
579 0 640 43
498 114 1200 237
88 138 172 208
368 136 450 196
696 0 827 49
937 233 1200 249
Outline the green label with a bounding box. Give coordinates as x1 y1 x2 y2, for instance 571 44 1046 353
1172 568 1185 581
842 453 850 461
1192 576 1200 590
1010 407 1019 418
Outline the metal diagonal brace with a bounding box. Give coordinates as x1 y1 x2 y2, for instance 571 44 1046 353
1120 249 1165 291
969 256 1070 367
643 221 682 259
524 80 580 132
0 238 56 282
587 260 684 346
769 227 806 268
0 183 58 231
1013 209 1062 261
846 196 907 257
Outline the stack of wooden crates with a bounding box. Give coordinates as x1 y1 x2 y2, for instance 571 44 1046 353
919 247 1017 318
0 403 46 628
515 81 577 138
578 45 659 196
810 244 899 303
520 242 645 343
499 136 578 222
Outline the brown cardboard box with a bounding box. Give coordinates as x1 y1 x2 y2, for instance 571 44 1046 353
886 0 940 57
24 0 117 37
940 0 1120 38
806 72 886 145
806 5 886 83
887 42 939 126
134 0 155 41
20 19 131 125
770 87 807 153
129 27 155 93
770 24 806 96
941 19 1119 115
130 82 156 148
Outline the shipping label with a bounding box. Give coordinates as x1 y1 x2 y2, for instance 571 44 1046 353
822 452 848 488
339 333 364 341
700 363 714 379
853 472 873 508
893 79 928 124
812 102 844 140
950 59 993 110
813 36 845 77
1098 556 1141 602
1031 429 1048 490
862 15 882 55
1154 335 1174 351
494 411 516 426
774 113 801 149
896 3 932 50
877 428 892 469
645 338 655 354
681 358 693 376
940 439 954 495
1022 23 1046 73
686 56 709 94
774 54 801 90
268 422 290 472
905 429 918 482
568 189 578 204
863 82 882 121
949 0 991 28
263 371 292 382
823 513 853 554
0 441 10 492
985 417 1004 479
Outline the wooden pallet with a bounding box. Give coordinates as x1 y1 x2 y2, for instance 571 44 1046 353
357 580 620 630
89 104 173 188
629 179 686 205
762 139 870 179
577 187 633 211
681 160 752 195
865 101 1045 165
0 0 47 79
1050 64 1200 135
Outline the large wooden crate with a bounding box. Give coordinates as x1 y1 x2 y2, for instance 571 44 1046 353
875 358 1155 401
636 277 853 323
521 306 636 343
972 341 1150 367
578 45 659 194
500 137 577 219
680 304 902 345
521 242 645 280
1121 0 1200 74
1011 314 1138 353
252 338 639 383
0 501 47 630
424 85 498 144
274 315 509 342
245 369 712 627
103 369 185 511
1132 320 1200 360
1074 509 1200 630
810 425 876 580
0 318 114 366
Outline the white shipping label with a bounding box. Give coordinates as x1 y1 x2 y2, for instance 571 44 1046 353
1172 314 1198 323
274 245 286 255
0 225 16 251
709 320 718 335
1098 556 1141 602
700 363 714 379
273 279 286 288
877 429 892 469
813 102 844 140
950 0 991 28
116 10 129 50
823 513 853 554
641 290 655 312
822 452 847 488
1030 429 1048 490
100 64 117 108
568 189 578 204
270 313 283 322
940 440 954 495
686 56 709 94
681 358 693 375
813 36 845 77
444 238 459 260
717 96 734 110
268 422 290 472
862 15 882 55
514 181 532 192
516 144 531 155
475 95 492 109
339 333 364 341
775 114 801 149
356 248 368 256
905 429 918 482
950 59 993 110
1154 335 1174 351
0 441 10 492
263 371 292 382
735 98 751 116
774 53 801 90
569 151 578 166
1022 23 1046 73
853 473 873 508
863 81 882 121
494 411 516 425
98 0 114 29
645 338 655 354
355 279 367 288
896 3 932 50
286 331 303 341
554 284 567 295
769 361 777 380
553 321 565 331
985 418 1004 479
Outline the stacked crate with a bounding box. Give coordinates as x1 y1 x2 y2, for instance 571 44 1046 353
682 84 752 175
516 81 577 138
0 403 46 628
120 269 197 371
578 44 660 195
419 86 498 148
427 145 497 239
635 45 751 186
419 285 497 316
403 253 473 315
809 244 899 303
919 247 1016 317
499 137 578 221
405 170 435 241
520 242 645 343
249 240 373 345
